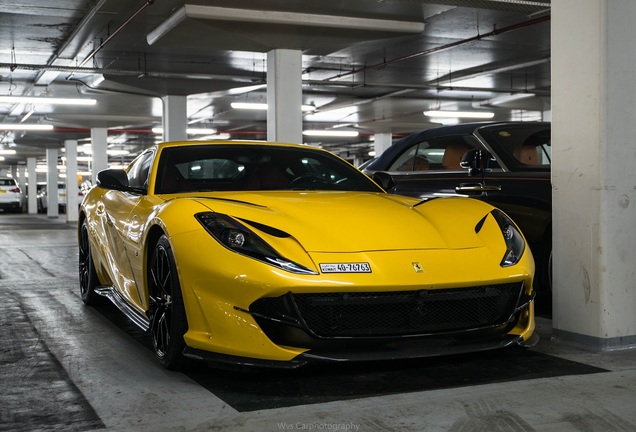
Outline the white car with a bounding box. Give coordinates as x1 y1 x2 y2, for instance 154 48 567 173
38 182 84 213
0 178 23 213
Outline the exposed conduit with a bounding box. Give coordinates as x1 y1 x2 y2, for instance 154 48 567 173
325 15 551 82
79 0 156 67
0 63 261 84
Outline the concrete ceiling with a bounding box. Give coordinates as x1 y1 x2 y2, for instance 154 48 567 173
0 0 551 172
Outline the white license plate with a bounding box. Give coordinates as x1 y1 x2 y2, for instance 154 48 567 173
319 262 371 273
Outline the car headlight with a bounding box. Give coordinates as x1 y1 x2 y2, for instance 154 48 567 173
195 212 317 275
491 209 525 267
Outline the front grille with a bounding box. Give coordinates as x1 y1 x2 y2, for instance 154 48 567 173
249 282 524 340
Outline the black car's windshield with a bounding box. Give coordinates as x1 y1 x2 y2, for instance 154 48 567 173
478 124 551 169
154 145 384 194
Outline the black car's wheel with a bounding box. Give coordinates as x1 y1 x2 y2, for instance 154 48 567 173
148 235 189 370
79 220 102 306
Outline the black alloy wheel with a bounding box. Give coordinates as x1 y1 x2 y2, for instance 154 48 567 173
79 220 101 306
148 235 189 370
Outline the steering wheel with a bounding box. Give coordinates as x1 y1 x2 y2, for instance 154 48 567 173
289 175 331 190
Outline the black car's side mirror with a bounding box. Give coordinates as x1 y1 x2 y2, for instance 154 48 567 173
460 149 489 176
372 171 395 191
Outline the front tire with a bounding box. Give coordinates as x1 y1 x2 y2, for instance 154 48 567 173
148 235 189 370
79 220 102 306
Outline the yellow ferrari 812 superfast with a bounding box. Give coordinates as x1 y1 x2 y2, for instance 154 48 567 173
79 140 537 370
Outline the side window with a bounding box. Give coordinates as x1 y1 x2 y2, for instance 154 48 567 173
389 143 430 172
127 150 155 191
388 135 499 172
512 135 551 166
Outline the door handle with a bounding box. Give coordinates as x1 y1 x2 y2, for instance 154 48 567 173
456 183 502 194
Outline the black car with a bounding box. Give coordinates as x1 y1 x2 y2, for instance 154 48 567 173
364 122 552 295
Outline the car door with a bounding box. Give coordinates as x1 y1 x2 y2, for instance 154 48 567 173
386 134 502 199
98 150 156 311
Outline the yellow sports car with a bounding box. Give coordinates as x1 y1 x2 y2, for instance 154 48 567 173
78 140 537 370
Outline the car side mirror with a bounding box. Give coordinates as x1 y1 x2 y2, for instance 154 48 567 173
96 169 131 192
372 171 395 191
460 149 489 176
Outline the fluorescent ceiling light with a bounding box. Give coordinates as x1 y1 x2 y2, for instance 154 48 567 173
303 130 359 137
0 96 97 106
0 124 54 131
424 110 495 119
62 156 92 162
35 164 66 172
78 147 130 156
0 149 17 155
231 102 316 112
107 149 130 156
186 128 219 135
194 133 231 140
231 102 267 110
147 5 425 45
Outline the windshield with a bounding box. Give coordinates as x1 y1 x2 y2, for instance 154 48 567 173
154 145 384 194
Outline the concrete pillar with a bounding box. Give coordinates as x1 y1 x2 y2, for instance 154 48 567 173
162 95 187 142
552 0 636 350
267 49 302 143
17 165 26 212
65 139 79 223
91 128 108 184
46 148 59 218
373 132 393 158
27 158 37 215
542 109 552 122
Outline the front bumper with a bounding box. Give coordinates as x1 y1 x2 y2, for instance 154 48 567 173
0 201 22 210
182 282 537 369
183 331 539 369
173 229 537 366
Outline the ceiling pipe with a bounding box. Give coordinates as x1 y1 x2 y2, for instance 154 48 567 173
0 0 156 124
1 62 551 96
32 0 109 86
0 63 261 84
325 15 551 82
1 1 110 123
79 0 156 67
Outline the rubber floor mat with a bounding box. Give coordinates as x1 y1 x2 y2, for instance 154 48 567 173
97 300 608 413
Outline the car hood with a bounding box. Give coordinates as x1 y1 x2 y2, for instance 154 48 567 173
188 191 490 253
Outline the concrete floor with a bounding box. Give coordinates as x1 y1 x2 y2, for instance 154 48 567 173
1 214 636 432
